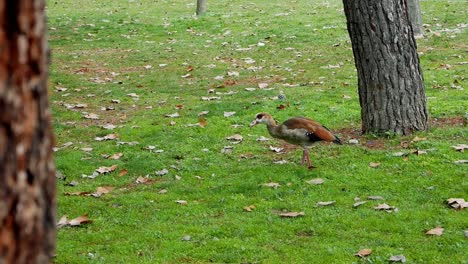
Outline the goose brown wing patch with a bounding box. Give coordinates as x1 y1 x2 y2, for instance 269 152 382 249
283 117 336 142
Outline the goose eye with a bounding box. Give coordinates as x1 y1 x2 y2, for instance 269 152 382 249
256 114 264 119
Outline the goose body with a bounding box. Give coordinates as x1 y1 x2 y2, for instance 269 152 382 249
251 112 341 168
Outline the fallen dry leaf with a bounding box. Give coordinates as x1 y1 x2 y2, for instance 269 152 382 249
263 182 280 189
243 205 256 212
269 146 284 153
306 178 324 185
84 113 99 120
155 169 168 176
135 176 150 184
374 203 393 210
353 201 367 208
389 255 407 263
158 189 168 194
426 226 444 236
226 134 243 142
221 146 233 154
223 111 236 117
355 248 372 257
175 200 188 205
446 198 467 210
279 211 305 218
109 153 123 160
165 112 180 118
57 214 92 228
89 186 113 198
118 169 128 177
256 136 271 141
96 164 118 174
367 196 385 200
317 201 336 206
411 136 427 142
95 133 118 141
369 162 381 168
451 144 468 152
454 160 468 164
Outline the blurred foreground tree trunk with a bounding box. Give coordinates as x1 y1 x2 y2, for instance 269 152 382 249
196 0 207 16
343 0 428 135
0 0 56 263
408 0 424 38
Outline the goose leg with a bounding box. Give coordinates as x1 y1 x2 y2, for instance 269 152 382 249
301 149 307 165
305 149 316 169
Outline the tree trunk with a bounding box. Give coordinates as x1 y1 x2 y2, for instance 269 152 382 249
196 0 207 16
0 0 56 263
408 0 424 38
343 0 428 135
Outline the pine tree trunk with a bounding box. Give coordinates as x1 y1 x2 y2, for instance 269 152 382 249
0 0 56 263
343 0 428 135
196 0 207 16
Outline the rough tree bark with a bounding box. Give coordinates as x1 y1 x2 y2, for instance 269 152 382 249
343 0 428 135
408 0 424 38
0 0 56 263
196 0 207 16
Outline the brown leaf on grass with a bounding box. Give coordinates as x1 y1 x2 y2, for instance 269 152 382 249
426 226 444 236
89 186 113 197
369 162 381 168
446 198 467 210
277 104 286 110
355 248 372 257
306 178 324 185
57 214 92 228
243 205 256 212
198 116 207 127
158 189 168 194
226 134 243 142
109 153 123 160
223 79 236 86
96 164 118 174
64 191 91 196
263 182 280 189
279 211 305 218
316 201 336 206
95 133 118 141
135 176 151 184
186 65 194 72
118 169 128 177
69 215 92 226
258 82 269 89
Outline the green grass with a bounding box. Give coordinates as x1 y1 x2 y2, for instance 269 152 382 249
49 0 467 263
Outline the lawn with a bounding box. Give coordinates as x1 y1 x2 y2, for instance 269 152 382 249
48 0 467 263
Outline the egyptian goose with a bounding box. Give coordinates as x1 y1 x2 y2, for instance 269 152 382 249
250 112 342 168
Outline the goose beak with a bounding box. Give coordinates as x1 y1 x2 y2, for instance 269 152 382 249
250 120 259 127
